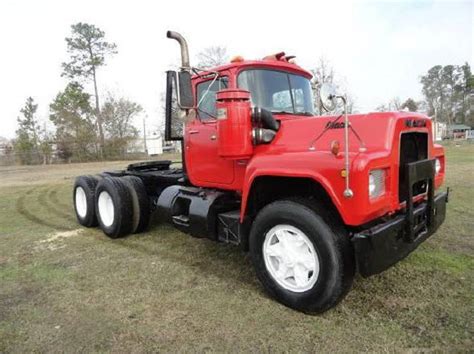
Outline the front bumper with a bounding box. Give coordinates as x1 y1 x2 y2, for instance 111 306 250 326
352 191 447 277
352 158 448 277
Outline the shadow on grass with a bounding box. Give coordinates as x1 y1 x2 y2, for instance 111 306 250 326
92 221 263 294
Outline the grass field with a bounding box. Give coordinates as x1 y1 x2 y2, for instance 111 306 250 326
1 147 473 352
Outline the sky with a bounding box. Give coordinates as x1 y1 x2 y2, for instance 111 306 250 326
0 0 472 139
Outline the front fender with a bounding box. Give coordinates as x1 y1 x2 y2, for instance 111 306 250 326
240 151 348 223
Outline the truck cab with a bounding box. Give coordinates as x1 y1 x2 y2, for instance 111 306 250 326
184 60 315 189
73 31 448 314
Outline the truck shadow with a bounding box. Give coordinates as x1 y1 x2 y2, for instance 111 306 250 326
95 223 263 294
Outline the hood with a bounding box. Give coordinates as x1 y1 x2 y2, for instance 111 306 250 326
265 111 432 154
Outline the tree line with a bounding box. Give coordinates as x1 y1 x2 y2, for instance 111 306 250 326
13 23 142 165
11 24 473 165
375 64 473 127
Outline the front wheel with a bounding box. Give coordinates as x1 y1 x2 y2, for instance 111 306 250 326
249 199 354 314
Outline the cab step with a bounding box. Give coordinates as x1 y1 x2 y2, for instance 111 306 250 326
217 210 247 245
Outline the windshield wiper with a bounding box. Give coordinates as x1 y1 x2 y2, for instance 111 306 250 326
271 110 314 116
294 111 314 116
271 110 294 115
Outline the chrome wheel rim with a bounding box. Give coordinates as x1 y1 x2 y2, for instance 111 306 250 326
263 224 319 292
75 187 88 218
98 191 114 227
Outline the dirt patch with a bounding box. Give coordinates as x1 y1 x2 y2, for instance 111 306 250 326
35 229 83 251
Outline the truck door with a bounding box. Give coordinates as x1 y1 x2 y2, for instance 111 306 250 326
185 75 235 185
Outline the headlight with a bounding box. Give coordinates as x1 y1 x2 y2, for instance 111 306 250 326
435 158 441 174
369 169 385 199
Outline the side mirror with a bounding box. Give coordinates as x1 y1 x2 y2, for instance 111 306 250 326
319 83 338 112
165 71 184 140
177 71 194 109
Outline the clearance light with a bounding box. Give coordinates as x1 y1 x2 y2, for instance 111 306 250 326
230 55 244 63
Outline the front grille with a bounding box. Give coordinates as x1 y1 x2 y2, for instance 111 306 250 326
399 132 428 203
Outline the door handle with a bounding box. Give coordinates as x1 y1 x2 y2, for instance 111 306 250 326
189 130 199 134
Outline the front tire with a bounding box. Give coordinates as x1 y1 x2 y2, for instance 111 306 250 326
249 199 354 314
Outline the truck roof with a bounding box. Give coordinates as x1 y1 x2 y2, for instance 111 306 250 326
194 59 313 80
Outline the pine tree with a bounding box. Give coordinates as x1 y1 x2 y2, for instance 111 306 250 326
62 23 117 156
14 97 40 164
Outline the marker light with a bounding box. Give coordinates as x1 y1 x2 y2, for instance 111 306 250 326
435 158 441 174
331 140 340 156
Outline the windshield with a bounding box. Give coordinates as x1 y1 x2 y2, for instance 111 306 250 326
237 69 314 115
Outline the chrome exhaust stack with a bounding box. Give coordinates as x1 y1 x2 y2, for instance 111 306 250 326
167 31 190 70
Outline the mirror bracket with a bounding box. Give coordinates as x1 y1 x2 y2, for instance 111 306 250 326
318 83 354 199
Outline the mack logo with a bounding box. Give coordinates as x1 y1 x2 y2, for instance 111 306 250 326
405 119 427 128
325 121 347 129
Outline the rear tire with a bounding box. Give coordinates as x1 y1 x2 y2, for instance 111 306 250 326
122 175 151 233
73 175 100 227
249 199 355 314
95 177 134 238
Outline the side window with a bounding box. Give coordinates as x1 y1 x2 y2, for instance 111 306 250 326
197 77 229 120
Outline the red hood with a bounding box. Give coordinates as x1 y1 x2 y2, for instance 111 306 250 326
268 111 433 154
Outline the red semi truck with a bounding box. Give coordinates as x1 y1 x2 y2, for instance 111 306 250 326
73 31 448 314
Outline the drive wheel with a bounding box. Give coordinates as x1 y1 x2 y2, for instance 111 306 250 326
95 177 134 238
73 175 100 227
122 175 151 233
249 199 354 314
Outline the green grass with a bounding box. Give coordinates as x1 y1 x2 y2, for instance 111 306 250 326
0 148 473 352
